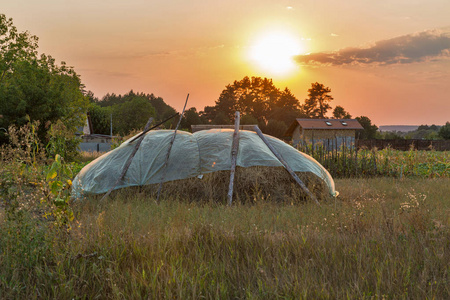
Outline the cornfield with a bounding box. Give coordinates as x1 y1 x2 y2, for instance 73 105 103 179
297 143 449 178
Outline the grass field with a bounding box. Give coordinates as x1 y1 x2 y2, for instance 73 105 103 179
1 176 449 299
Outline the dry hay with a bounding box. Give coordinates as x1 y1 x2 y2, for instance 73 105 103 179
102 166 331 204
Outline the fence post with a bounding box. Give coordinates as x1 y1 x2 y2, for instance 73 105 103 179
227 111 240 206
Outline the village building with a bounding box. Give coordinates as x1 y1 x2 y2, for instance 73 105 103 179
285 118 363 149
76 114 115 152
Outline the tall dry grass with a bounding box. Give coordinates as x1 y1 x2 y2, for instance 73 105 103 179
1 177 449 299
103 166 331 204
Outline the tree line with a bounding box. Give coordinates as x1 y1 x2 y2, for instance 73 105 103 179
4 13 447 146
377 123 450 140
88 76 379 140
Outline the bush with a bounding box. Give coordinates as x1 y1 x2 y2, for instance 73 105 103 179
438 122 450 139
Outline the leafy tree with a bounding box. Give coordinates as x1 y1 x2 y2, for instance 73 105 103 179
376 131 405 139
212 111 232 125
0 14 38 84
199 106 216 124
148 94 177 128
263 119 288 139
356 116 378 139
268 88 305 127
180 107 203 130
332 105 352 119
85 90 99 103
240 114 258 125
206 76 302 128
439 122 450 139
213 85 239 122
112 97 156 136
425 131 440 140
88 103 111 135
404 124 441 139
0 15 88 144
417 124 429 131
303 82 333 118
91 90 178 132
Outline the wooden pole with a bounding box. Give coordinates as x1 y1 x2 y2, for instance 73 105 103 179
100 117 154 201
128 112 179 143
156 94 189 202
227 111 240 206
253 126 320 205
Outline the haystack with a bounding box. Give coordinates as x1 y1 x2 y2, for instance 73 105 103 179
71 129 337 201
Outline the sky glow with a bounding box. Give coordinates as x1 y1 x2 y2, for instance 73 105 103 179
2 0 450 125
249 31 303 75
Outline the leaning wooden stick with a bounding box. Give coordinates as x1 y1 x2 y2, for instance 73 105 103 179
100 117 154 201
253 125 320 205
128 112 179 143
156 94 189 202
227 111 240 206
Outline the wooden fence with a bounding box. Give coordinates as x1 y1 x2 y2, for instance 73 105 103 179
356 139 450 151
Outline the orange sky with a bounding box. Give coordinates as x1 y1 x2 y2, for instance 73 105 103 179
3 0 450 125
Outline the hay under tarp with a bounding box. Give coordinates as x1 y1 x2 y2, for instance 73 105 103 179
72 129 336 201
98 167 330 204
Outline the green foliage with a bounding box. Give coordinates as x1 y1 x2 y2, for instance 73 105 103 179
112 96 156 136
88 103 111 135
46 120 81 161
403 124 442 140
0 14 38 83
1 177 449 298
212 111 232 125
180 107 203 130
0 126 449 298
204 76 302 127
44 154 74 228
0 122 75 231
438 121 450 139
1 120 45 165
148 94 178 128
0 15 89 144
240 114 258 125
356 116 378 139
376 130 405 139
89 90 171 135
297 143 449 178
262 119 288 139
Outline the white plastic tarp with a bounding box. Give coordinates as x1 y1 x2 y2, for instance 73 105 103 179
72 129 336 198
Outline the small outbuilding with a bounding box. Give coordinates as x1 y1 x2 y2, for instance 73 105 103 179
76 114 115 152
285 118 363 149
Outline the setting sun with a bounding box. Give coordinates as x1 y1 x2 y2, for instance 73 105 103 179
249 31 303 75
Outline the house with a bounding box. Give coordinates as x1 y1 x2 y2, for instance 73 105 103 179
77 114 115 152
285 118 363 149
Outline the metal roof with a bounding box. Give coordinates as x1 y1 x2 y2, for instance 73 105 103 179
285 118 363 136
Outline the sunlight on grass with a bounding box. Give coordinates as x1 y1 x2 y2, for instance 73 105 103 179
2 177 448 298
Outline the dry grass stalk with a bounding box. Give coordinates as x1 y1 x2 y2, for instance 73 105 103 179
104 166 330 204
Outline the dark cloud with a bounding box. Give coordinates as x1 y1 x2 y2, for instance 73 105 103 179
295 29 450 66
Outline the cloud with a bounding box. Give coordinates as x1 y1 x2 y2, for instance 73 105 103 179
295 29 450 66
